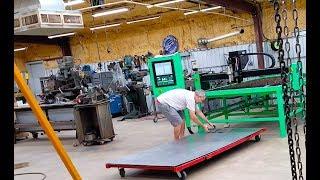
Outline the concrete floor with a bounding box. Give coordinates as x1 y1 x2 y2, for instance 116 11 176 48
14 116 306 180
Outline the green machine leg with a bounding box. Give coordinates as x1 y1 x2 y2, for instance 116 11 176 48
244 96 250 114
276 89 287 137
191 73 207 133
222 98 230 128
264 95 270 111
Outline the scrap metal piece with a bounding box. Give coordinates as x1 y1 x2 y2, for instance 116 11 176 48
212 76 282 90
14 162 30 169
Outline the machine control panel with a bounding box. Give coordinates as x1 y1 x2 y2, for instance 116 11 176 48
152 60 176 87
155 74 175 87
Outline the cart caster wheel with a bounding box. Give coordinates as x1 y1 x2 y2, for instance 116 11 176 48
254 135 261 142
32 133 38 139
153 118 158 123
177 171 187 180
119 168 125 178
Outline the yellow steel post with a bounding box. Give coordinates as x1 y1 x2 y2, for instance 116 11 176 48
14 63 81 180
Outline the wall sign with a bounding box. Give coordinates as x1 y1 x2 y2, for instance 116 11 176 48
162 35 179 55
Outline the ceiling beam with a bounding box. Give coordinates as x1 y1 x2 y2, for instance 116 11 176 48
200 0 257 14
57 38 72 56
253 8 264 69
201 0 265 69
186 0 211 6
14 35 72 56
14 35 60 45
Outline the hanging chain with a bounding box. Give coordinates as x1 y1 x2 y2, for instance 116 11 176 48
274 1 297 179
292 0 306 138
282 0 291 65
291 0 305 179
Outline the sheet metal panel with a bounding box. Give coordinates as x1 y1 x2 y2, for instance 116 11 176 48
48 108 74 121
107 128 262 167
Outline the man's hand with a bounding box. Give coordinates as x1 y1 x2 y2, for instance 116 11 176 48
190 110 210 133
207 122 215 128
196 109 215 129
203 124 209 133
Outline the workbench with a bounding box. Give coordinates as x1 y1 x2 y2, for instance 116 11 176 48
14 103 76 140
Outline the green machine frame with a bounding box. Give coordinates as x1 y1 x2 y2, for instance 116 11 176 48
148 52 185 96
148 52 305 138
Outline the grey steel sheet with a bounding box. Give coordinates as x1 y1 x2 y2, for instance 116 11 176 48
107 128 262 167
213 76 281 90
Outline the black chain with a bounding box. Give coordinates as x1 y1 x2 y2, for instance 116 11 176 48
281 0 291 65
274 1 297 179
291 0 305 179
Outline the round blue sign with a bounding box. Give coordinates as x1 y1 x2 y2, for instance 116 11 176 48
162 35 179 55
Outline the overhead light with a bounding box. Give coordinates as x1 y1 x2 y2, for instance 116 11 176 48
147 0 185 8
90 23 121 31
206 29 244 43
198 29 244 45
92 7 129 18
184 11 198 16
64 0 85 6
184 6 222 16
200 6 222 12
48 32 75 39
127 16 160 24
14 47 27 52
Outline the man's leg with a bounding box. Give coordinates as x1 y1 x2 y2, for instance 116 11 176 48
174 125 181 140
157 103 183 140
179 120 185 139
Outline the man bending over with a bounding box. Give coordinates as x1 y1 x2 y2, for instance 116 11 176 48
156 89 214 140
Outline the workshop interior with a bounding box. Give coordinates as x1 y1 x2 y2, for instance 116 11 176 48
13 0 306 179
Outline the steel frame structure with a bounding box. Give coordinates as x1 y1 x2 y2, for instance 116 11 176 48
191 71 305 138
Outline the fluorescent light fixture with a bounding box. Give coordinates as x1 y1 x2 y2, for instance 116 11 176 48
200 6 222 12
184 6 222 16
48 32 75 39
206 29 244 43
92 7 129 17
184 11 198 16
147 0 185 8
64 0 85 6
14 47 27 52
90 23 121 31
127 16 160 24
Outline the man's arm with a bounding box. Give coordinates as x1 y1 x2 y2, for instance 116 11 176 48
189 110 209 132
196 109 214 127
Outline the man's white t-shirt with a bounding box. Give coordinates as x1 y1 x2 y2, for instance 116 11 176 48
157 89 197 111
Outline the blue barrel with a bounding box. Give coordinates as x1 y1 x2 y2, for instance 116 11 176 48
108 94 123 115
